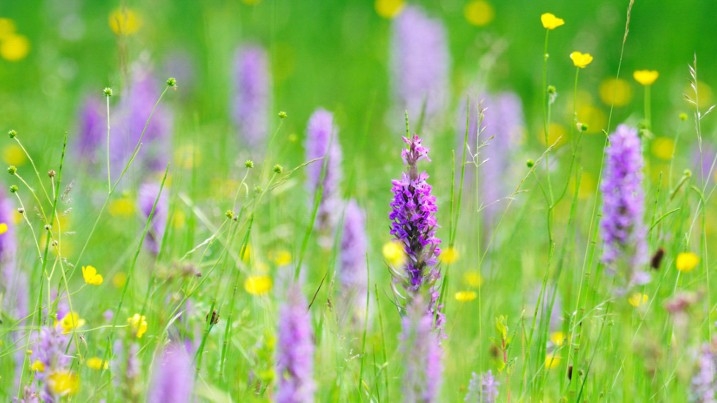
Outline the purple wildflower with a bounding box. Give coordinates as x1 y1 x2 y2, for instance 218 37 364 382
276 284 315 403
600 124 649 290
390 5 450 128
305 108 343 239
31 326 72 402
75 96 105 167
339 199 369 328
399 297 442 402
0 189 26 321
691 338 717 402
138 182 168 256
112 65 172 180
389 135 443 327
233 45 270 154
148 343 194 403
465 371 500 403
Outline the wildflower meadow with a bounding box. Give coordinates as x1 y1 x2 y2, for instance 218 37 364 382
2 1 717 401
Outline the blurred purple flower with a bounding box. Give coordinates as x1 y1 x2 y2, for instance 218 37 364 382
148 343 194 403
75 96 105 167
390 5 450 128
112 66 173 180
233 45 270 154
465 370 499 403
305 108 343 239
400 297 442 402
389 135 443 328
691 338 717 402
138 182 168 256
457 92 524 231
339 199 369 328
600 124 649 290
276 284 315 403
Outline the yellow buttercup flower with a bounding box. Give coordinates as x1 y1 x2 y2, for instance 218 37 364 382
86 357 108 370
540 13 564 30
454 291 477 302
633 70 659 86
108 8 141 35
82 265 103 286
676 252 699 272
47 370 79 396
0 34 30 61
58 312 86 334
382 240 406 267
244 274 272 295
570 51 593 68
465 1 495 27
439 246 459 264
628 292 648 307
127 314 148 338
375 0 405 19
0 222 7 235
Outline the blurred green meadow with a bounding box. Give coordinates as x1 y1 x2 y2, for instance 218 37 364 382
1 0 717 401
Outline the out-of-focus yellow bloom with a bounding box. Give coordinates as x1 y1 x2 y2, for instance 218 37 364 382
108 8 141 35
113 272 127 289
545 352 560 368
599 78 633 107
676 252 699 272
464 271 483 288
465 1 494 27
550 331 566 346
0 18 16 40
244 274 272 295
375 0 405 19
270 249 292 266
0 34 30 61
241 244 252 262
127 314 148 338
58 312 86 334
82 265 103 286
577 104 607 134
86 357 108 370
651 137 675 160
109 197 135 217
3 144 27 166
174 145 201 169
688 81 714 108
540 13 564 30
540 123 568 147
633 70 659 86
628 292 648 307
382 240 406 267
31 360 45 372
454 291 477 302
439 246 459 264
0 222 7 235
570 51 593 68
47 370 79 396
171 210 186 229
